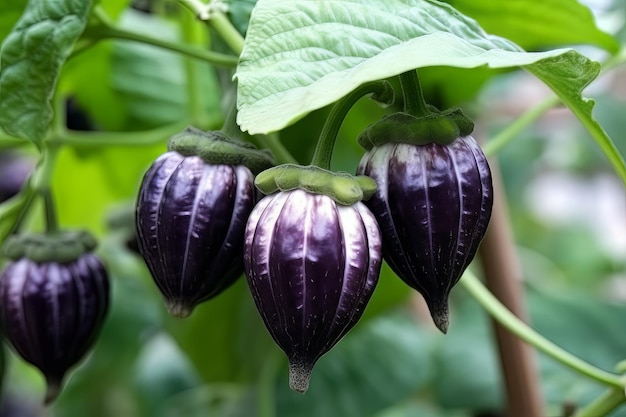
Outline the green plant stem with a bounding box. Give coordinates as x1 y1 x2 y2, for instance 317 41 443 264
43 190 59 234
311 81 392 170
177 0 213 19
181 10 206 127
51 91 68 141
82 11 238 68
47 122 187 148
209 11 245 55
32 145 60 194
460 271 623 388
31 144 61 234
177 1 244 54
3 188 37 239
573 388 626 417
221 102 242 139
399 70 430 117
258 132 298 165
483 95 560 157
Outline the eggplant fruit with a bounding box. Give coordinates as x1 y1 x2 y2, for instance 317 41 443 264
0 253 109 404
136 151 256 317
244 189 382 392
358 137 493 333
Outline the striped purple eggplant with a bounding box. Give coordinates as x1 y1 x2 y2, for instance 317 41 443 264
358 137 493 333
136 151 256 317
244 189 382 392
0 252 109 404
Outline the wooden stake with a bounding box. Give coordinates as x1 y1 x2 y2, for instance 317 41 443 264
479 160 545 417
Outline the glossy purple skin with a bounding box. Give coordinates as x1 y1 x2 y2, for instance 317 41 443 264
136 151 255 317
0 253 109 403
358 137 492 332
244 189 382 392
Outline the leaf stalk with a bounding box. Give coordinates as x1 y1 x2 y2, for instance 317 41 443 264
399 70 431 117
311 81 394 170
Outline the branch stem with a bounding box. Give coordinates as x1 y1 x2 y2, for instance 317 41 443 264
47 122 187 148
483 95 560 157
82 18 238 67
573 388 626 417
460 272 623 388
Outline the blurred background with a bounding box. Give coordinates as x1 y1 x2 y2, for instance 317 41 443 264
0 0 625 416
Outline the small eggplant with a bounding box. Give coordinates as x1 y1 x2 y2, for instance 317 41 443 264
0 251 109 404
136 151 256 317
358 137 493 333
244 189 382 392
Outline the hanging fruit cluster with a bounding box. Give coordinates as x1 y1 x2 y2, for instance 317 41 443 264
133 71 494 392
0 70 492 404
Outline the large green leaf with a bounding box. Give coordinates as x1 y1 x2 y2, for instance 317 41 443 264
444 0 619 52
0 0 92 143
235 0 588 135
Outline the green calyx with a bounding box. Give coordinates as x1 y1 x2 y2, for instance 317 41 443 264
168 126 274 174
2 230 97 263
357 107 475 151
255 164 377 206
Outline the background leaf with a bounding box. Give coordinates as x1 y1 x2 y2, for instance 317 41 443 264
275 311 437 417
62 8 223 131
435 288 626 415
0 0 92 142
525 52 626 186
443 0 619 52
235 0 578 134
0 0 27 41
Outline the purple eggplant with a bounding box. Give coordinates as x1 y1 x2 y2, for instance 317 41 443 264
358 137 492 333
244 189 382 392
136 151 256 317
0 252 109 404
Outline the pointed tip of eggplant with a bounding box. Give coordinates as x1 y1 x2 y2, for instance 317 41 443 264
43 376 63 405
433 312 449 334
288 360 313 393
429 301 450 334
166 300 193 318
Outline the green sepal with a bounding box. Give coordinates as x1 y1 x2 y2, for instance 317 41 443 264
255 164 377 206
357 108 474 150
2 230 97 263
168 127 275 174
